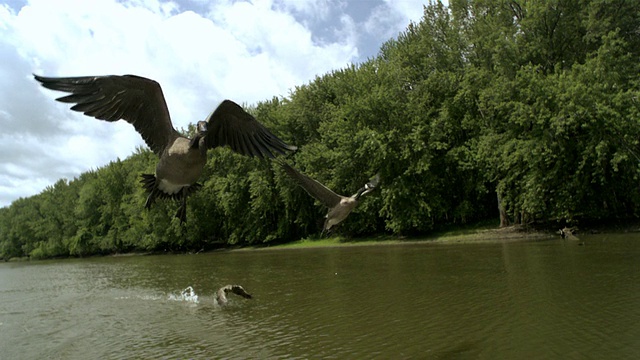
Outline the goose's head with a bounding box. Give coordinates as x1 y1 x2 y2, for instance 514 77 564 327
190 121 209 149
196 120 208 136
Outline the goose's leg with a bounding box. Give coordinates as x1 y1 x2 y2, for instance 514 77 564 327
175 187 188 223
174 183 202 223
321 226 329 238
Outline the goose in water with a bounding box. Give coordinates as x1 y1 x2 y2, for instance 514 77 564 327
34 74 297 223
559 226 584 245
558 227 578 240
278 161 380 234
215 285 252 306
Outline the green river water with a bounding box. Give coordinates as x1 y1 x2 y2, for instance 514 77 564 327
1 234 638 359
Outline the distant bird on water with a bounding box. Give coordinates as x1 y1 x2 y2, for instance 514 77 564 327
34 74 297 223
278 161 380 234
558 226 584 245
215 285 252 306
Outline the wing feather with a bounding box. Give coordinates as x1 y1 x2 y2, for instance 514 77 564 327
34 74 180 155
204 100 296 158
278 161 342 208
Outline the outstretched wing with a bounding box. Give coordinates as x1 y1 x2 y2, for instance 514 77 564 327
34 74 180 155
230 285 252 299
203 100 297 158
278 161 342 208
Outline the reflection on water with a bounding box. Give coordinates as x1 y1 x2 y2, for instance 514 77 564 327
0 234 639 359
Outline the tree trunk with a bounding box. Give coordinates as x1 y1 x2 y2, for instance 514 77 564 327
497 190 509 227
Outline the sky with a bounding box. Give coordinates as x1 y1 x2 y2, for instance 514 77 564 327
0 0 436 208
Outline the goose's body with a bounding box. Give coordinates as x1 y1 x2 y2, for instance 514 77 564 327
325 197 360 229
215 285 252 306
559 227 580 241
157 137 207 191
278 161 379 233
35 74 296 222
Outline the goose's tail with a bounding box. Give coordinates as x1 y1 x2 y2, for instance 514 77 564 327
139 174 202 222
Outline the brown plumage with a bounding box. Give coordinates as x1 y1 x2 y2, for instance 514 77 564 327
215 285 252 306
34 74 297 223
278 161 379 234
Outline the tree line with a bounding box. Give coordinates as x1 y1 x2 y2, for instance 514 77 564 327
1 0 639 260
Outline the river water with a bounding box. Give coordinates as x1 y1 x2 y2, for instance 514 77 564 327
1 234 639 359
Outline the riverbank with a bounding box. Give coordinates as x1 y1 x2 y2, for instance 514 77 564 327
7 221 640 261
257 220 640 250
254 224 555 250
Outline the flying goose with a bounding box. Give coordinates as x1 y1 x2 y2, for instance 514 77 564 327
215 284 252 306
278 161 380 233
34 74 297 223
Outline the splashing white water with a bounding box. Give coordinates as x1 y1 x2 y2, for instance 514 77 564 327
168 286 199 304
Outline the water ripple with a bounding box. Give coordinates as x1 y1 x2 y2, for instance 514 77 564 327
1 238 638 359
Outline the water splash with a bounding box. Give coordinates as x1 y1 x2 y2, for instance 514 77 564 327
168 286 199 304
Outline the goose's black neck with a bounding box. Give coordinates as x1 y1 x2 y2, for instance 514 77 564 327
189 134 204 150
354 187 366 200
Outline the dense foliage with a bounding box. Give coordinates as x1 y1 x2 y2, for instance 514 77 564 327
2 0 639 259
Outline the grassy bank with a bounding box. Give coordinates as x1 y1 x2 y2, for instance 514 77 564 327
255 223 556 251
264 219 640 250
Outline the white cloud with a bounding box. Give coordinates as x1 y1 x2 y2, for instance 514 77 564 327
275 0 339 21
7 0 358 121
383 0 425 22
365 0 430 41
